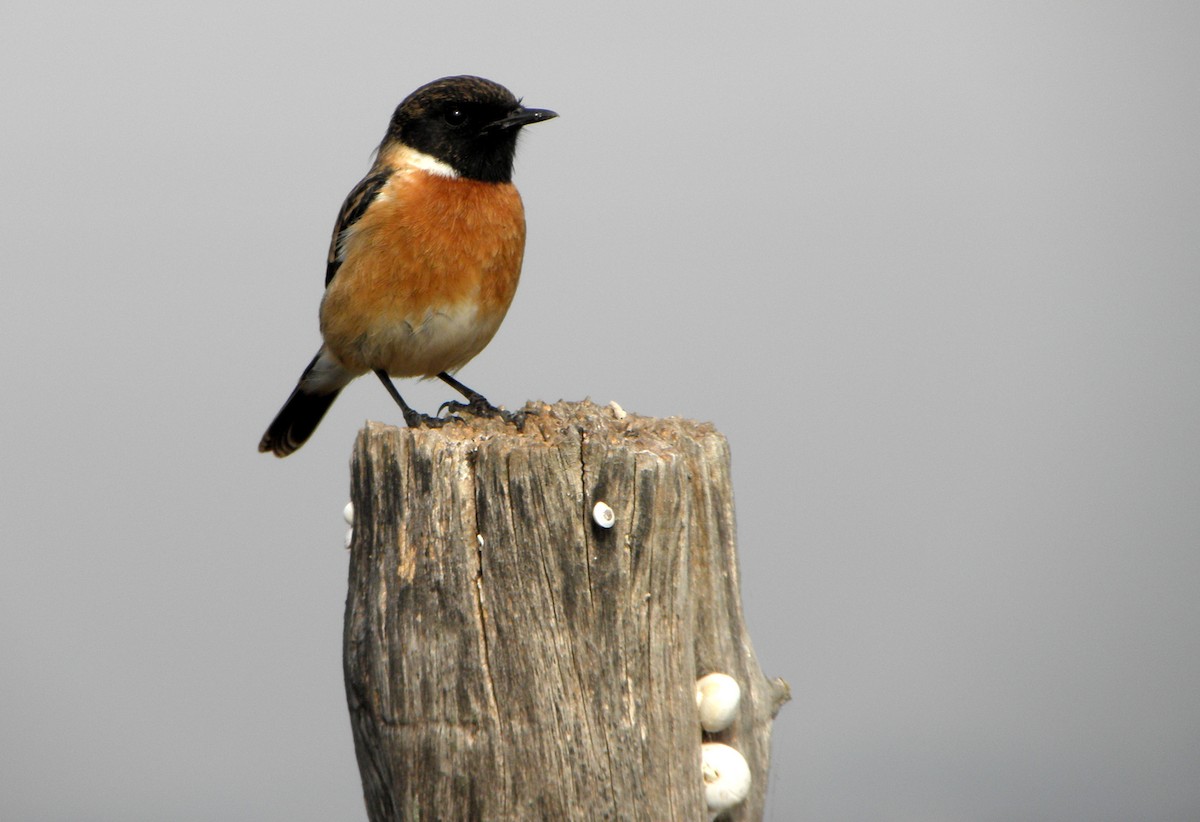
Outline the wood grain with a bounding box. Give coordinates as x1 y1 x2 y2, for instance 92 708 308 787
344 400 789 820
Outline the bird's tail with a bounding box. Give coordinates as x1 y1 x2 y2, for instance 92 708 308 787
259 350 354 457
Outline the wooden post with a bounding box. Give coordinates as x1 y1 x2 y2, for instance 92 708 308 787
343 400 790 821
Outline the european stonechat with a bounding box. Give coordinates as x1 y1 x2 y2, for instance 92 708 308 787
259 76 556 457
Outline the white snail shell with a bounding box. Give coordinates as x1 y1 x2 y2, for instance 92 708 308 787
696 673 741 732
701 742 751 815
592 501 616 529
343 502 356 549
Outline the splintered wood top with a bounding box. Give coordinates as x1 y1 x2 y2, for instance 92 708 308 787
361 398 724 456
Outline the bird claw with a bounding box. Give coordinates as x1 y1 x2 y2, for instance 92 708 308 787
436 399 472 418
437 399 529 431
504 408 529 432
439 398 500 419
403 410 455 429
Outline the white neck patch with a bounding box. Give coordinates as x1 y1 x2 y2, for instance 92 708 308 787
405 147 459 179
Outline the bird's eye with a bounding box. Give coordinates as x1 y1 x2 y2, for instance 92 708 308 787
444 108 468 126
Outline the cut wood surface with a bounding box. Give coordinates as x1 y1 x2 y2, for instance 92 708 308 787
344 400 790 821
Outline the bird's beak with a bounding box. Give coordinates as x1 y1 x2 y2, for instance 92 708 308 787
485 107 558 132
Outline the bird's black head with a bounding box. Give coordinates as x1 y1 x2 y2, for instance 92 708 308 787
384 75 556 183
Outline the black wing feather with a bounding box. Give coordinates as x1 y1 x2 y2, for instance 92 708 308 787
325 168 391 287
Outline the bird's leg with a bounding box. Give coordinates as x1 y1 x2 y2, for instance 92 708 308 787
375 370 449 428
437 372 494 413
436 372 527 429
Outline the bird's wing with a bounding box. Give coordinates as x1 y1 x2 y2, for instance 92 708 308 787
325 167 391 287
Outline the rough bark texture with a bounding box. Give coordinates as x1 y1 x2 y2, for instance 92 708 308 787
344 400 790 821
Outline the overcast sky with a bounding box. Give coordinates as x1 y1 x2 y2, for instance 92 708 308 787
3 2 1199 820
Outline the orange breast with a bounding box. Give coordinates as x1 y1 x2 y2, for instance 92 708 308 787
320 169 526 377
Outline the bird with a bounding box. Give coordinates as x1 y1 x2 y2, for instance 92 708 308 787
258 76 556 457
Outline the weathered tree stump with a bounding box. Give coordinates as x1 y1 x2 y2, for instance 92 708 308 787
344 400 789 821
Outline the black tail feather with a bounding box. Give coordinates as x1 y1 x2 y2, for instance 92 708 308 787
258 387 341 457
259 352 346 457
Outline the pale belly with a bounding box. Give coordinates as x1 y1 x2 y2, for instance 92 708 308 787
328 300 506 377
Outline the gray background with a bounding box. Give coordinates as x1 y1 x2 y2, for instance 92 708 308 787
3 2 1199 820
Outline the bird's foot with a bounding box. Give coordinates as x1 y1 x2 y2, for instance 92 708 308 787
403 409 455 429
437 396 499 419
437 399 529 431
